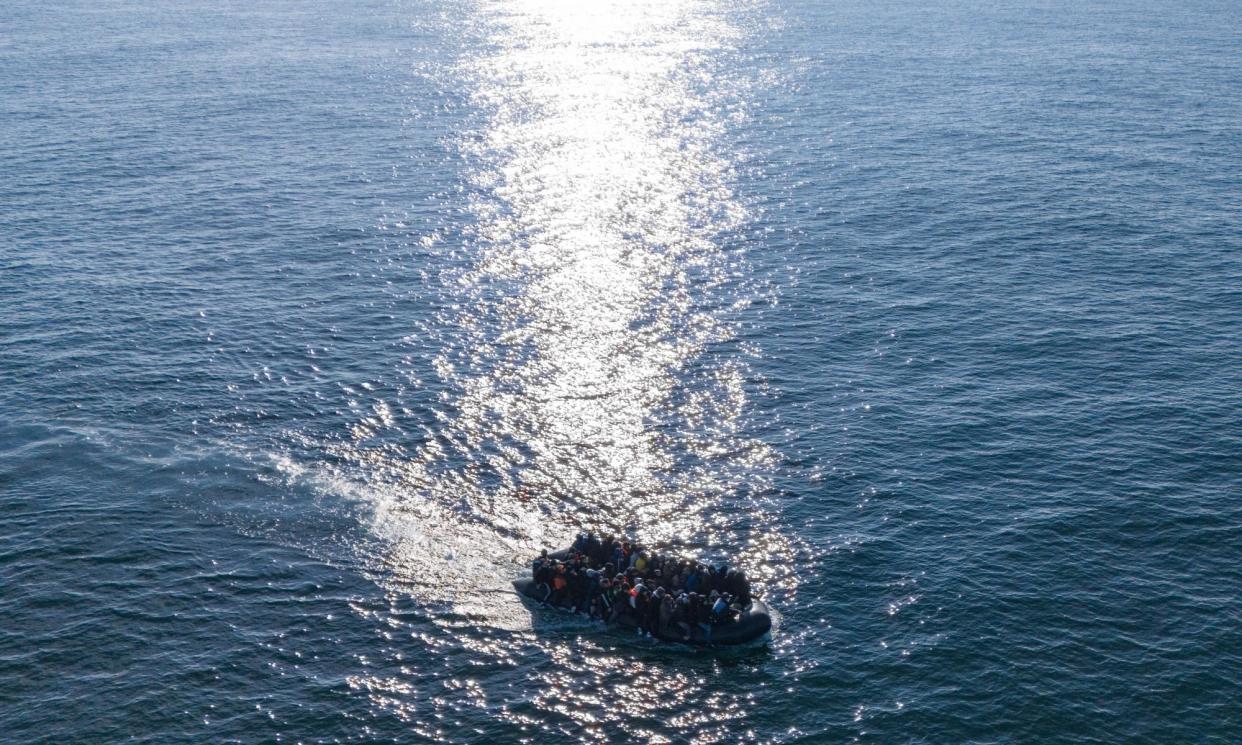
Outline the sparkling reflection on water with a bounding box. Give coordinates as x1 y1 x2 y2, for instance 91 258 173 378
333 0 793 740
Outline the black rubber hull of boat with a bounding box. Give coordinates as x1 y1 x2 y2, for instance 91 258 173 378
513 577 772 647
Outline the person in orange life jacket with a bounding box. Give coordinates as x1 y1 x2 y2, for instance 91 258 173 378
550 565 569 605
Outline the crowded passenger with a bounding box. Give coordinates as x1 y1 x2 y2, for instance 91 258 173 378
529 532 752 640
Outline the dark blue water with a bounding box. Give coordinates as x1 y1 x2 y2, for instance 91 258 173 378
3 0 1240 742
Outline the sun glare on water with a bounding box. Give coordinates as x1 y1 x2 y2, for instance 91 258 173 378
307 0 799 737
337 0 791 613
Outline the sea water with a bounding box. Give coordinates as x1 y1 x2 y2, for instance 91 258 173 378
2 0 1240 741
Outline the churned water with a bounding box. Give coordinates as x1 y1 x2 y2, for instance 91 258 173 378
2 0 1240 742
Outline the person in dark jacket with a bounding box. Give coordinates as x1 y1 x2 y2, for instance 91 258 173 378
643 588 662 636
534 558 555 604
734 570 751 604
657 592 674 637
672 594 692 641
532 549 549 579
632 588 649 635
725 569 751 605
570 566 590 614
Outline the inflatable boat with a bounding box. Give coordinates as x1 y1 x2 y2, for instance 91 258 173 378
514 547 773 647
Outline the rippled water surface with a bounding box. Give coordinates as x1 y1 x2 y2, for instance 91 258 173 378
3 0 1241 742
